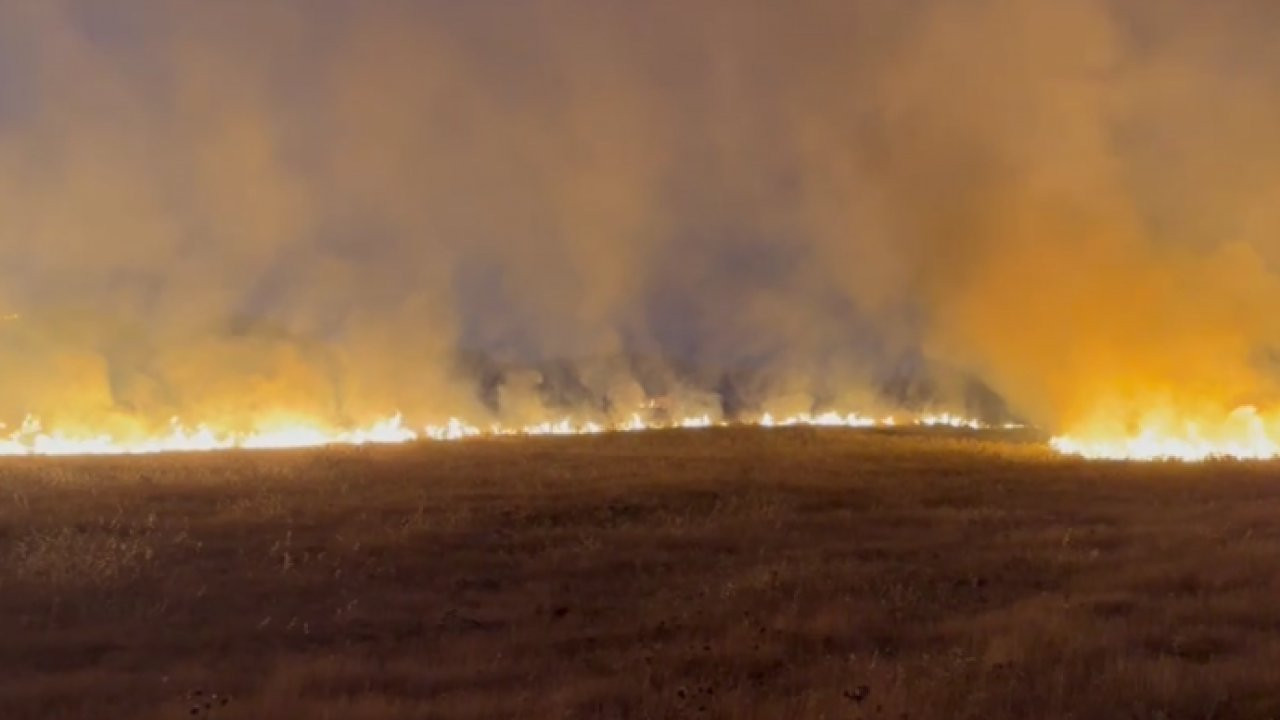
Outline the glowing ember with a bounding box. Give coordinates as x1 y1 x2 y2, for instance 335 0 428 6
1050 405 1280 461
0 408 997 457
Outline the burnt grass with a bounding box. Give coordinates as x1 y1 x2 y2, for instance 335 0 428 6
2 427 1280 719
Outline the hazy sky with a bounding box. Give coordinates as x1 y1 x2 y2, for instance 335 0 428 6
1 0 1279 433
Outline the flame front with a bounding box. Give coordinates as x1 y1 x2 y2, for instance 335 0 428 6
0 414 420 456
18 400 1276 462
1050 405 1280 461
0 408 999 457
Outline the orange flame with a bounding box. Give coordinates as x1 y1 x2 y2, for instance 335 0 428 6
0 408 1000 456
1051 405 1280 461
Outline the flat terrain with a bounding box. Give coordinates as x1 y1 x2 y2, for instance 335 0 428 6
3 427 1280 719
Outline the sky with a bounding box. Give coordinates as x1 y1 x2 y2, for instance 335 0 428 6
1 0 1279 435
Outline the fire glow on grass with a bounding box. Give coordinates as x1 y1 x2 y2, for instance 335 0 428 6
0 410 1005 457
1050 405 1280 461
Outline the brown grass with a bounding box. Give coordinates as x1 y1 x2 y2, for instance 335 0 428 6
1 427 1279 719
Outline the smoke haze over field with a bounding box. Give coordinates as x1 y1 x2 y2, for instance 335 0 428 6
2 0 1279 437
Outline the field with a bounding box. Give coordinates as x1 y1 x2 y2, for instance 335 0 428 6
3 427 1280 719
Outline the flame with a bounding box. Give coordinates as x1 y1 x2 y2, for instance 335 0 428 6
0 414 419 456
1050 405 1280 461
11 395 1279 463
0 407 997 457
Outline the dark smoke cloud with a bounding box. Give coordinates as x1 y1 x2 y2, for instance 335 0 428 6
1 0 1277 435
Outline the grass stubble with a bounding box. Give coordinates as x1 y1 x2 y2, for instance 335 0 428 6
1 427 1278 719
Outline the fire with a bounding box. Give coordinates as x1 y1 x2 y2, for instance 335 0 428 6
0 407 998 457
1050 405 1280 461
760 411 883 428
0 414 419 456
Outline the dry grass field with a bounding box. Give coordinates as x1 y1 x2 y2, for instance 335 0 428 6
2 427 1280 719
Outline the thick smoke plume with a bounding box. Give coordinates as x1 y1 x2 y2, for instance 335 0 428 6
1 0 1278 437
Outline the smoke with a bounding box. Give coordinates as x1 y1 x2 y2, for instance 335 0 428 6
1 0 1278 436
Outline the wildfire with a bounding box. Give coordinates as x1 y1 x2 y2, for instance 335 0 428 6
0 408 1000 457
0 414 419 456
1050 405 1280 461
21 399 1275 462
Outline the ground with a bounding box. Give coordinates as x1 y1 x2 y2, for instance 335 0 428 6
2 427 1279 720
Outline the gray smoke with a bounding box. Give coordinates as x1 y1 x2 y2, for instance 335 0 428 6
1 0 1277 436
